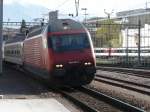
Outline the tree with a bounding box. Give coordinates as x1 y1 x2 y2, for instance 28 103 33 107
20 19 27 33
96 19 123 47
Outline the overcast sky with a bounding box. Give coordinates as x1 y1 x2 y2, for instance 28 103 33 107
4 0 150 19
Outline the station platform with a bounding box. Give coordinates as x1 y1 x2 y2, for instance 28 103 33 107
0 99 70 112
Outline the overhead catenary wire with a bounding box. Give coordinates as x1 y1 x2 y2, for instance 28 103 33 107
40 0 72 19
55 0 80 17
40 0 80 21
55 0 71 10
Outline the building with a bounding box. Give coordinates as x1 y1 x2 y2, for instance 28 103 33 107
122 24 150 47
85 17 120 47
85 8 150 47
116 8 150 25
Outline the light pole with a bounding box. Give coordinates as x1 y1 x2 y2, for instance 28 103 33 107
81 8 88 24
0 0 3 75
7 18 10 40
146 1 150 9
75 0 79 16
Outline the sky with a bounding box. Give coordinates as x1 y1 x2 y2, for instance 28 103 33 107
3 0 150 20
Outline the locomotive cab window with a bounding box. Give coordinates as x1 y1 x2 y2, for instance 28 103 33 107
48 33 90 52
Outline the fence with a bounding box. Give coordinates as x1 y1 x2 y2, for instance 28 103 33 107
86 20 150 67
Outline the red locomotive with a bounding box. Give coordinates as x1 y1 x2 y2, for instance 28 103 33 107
4 12 96 86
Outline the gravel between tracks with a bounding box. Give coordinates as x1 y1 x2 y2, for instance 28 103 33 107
87 80 150 112
97 70 150 86
69 89 123 112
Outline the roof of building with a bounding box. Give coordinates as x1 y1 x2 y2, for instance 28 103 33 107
117 8 150 18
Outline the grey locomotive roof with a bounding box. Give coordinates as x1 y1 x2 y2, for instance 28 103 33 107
27 25 47 38
5 33 26 44
48 19 84 32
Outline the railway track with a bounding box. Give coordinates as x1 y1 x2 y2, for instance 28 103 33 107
59 86 145 112
96 74 150 89
6 64 146 112
95 75 150 95
59 88 98 112
15 70 146 112
96 66 150 78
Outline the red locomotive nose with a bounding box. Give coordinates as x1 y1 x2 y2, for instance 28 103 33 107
46 30 96 85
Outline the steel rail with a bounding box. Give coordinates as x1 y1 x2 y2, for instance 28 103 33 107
94 77 150 95
59 90 99 112
96 74 150 89
96 66 150 78
79 86 145 112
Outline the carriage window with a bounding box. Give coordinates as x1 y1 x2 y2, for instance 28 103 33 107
11 50 14 54
17 50 20 55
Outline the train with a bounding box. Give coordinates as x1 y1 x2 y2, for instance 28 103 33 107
95 47 150 57
4 18 96 86
95 47 150 65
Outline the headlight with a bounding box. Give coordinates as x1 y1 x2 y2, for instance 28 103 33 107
84 62 91 66
87 62 91 65
56 64 63 68
84 62 88 65
59 64 63 67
